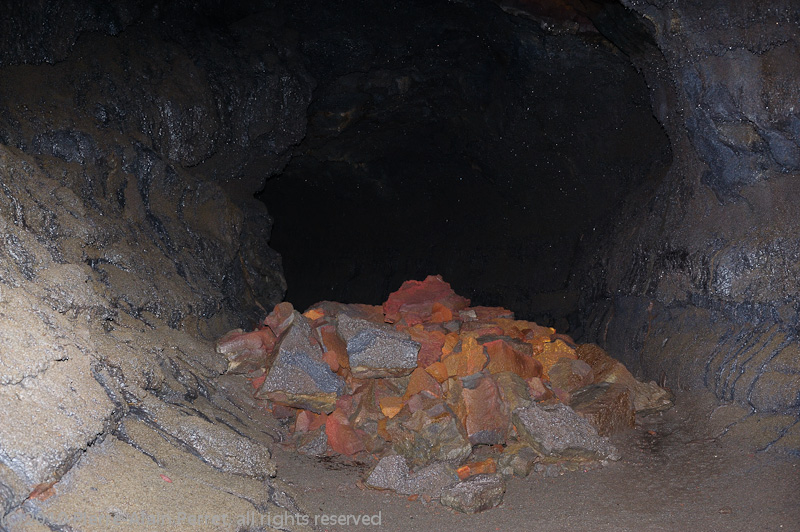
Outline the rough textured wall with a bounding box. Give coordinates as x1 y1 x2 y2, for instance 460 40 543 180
579 0 800 452
0 3 314 526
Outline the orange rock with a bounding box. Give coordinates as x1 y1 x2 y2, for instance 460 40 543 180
379 396 405 418
442 337 487 378
548 357 594 403
322 350 340 372
442 332 460 357
430 302 453 323
534 339 577 381
425 361 449 383
484 339 543 380
403 367 442 400
383 275 470 324
461 373 509 445
494 318 554 341
377 417 391 440
318 326 350 370
456 457 497 480
303 308 325 321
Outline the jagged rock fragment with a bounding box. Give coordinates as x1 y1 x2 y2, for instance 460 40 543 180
439 473 506 514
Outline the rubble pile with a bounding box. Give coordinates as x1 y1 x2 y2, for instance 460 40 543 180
217 276 673 513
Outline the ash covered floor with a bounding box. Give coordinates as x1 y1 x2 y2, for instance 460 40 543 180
274 390 799 532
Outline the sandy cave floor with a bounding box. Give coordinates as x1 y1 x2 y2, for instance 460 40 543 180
271 391 799 532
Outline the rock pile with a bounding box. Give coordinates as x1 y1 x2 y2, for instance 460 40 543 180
217 275 673 513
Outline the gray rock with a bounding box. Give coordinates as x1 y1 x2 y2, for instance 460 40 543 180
497 443 539 478
439 473 506 514
337 314 420 378
512 403 620 461
0 353 115 486
258 312 346 413
387 398 472 468
134 393 277 480
365 455 459 497
296 427 329 457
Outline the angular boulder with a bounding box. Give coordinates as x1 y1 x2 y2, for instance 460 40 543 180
439 473 506 514
257 311 346 413
337 314 420 378
512 403 620 461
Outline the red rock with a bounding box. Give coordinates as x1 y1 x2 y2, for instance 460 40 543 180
383 275 470 324
407 325 447 367
484 339 542 380
250 372 266 390
326 408 366 456
403 367 443 400
317 325 350 372
263 302 296 336
216 328 263 353
215 328 278 374
461 373 509 445
526 377 552 401
271 403 298 419
295 410 327 433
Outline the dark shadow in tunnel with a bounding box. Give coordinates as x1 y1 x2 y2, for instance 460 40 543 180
257 0 672 334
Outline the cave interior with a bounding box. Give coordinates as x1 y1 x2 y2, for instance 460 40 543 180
0 0 798 529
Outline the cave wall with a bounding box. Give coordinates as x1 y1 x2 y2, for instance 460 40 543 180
260 0 670 329
578 0 800 452
0 2 314 524
0 0 798 524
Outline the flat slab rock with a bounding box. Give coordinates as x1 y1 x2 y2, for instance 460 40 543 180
439 473 506 514
512 402 620 461
337 314 420 378
365 455 459 497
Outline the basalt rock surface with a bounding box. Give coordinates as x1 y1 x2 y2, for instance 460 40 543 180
572 0 800 454
0 2 313 529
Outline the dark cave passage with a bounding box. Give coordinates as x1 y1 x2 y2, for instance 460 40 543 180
258 0 672 333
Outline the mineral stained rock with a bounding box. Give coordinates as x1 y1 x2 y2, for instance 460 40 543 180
337 314 420 378
512 403 620 461
257 311 346 413
220 276 671 512
569 382 635 436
